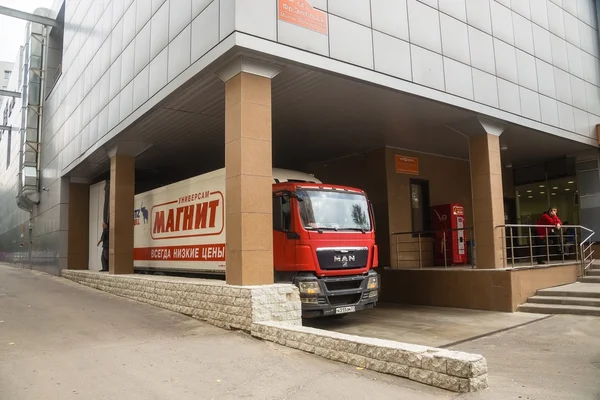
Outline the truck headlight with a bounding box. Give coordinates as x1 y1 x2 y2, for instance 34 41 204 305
298 281 321 295
367 275 379 289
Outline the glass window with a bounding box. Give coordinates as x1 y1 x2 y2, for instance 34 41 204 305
297 189 371 231
410 179 431 234
515 176 579 245
272 196 291 231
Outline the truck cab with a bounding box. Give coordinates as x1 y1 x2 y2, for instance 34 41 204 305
271 169 379 318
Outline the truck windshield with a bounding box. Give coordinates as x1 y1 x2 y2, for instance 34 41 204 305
297 189 372 231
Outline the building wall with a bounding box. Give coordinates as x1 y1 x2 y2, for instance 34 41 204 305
380 263 578 312
0 49 30 267
386 147 473 268
309 146 474 268
231 0 600 146
0 61 14 89
29 0 237 273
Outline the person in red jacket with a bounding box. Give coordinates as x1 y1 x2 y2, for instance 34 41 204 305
535 206 562 264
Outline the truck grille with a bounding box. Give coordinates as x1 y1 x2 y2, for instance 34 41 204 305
328 294 362 306
324 279 363 292
316 247 369 270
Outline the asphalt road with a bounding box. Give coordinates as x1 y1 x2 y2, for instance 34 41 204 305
0 266 447 400
1 265 599 400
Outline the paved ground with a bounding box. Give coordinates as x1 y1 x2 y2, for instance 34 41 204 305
306 303 546 347
1 265 600 399
453 314 600 400
0 266 448 400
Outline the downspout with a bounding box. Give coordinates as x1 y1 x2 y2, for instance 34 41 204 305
16 13 46 212
16 21 33 212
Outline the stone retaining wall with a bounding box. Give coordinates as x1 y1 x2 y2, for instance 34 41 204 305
61 270 302 330
61 270 488 393
252 322 488 393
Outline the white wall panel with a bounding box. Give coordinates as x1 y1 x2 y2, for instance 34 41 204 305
371 0 409 41
411 45 445 91
373 32 412 81
329 16 374 69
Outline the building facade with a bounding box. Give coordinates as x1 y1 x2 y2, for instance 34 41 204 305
0 61 14 89
1 0 600 309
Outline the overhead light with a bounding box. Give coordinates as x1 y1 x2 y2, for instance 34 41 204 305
551 193 556 196
539 185 545 188
565 188 570 191
568 181 575 184
500 145 508 151
553 187 558 190
505 163 513 168
527 190 532 193
528 195 533 198
540 192 545 194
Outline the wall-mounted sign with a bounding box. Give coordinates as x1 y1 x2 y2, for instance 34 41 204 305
395 155 419 175
278 0 328 35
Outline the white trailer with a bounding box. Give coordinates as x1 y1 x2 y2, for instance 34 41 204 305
134 168 320 273
88 168 320 272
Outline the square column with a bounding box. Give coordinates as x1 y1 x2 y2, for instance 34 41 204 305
219 58 282 285
109 154 135 274
470 134 505 269
67 180 90 269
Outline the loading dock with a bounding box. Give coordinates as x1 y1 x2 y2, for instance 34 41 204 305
59 51 596 314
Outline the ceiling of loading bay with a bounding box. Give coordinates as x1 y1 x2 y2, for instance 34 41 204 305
73 59 595 190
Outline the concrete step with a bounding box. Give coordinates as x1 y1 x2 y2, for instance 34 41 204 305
538 289 600 299
527 295 600 307
518 303 600 316
578 276 600 283
587 270 600 276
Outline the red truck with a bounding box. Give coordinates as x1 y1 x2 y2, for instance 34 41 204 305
130 168 379 318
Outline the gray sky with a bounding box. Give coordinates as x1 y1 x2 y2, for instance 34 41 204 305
0 0 55 62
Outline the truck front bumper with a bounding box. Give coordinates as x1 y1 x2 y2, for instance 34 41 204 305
295 270 379 318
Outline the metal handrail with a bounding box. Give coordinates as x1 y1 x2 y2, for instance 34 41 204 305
496 224 595 276
391 227 475 269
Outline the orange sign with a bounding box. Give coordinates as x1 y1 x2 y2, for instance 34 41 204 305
395 155 419 175
278 0 328 35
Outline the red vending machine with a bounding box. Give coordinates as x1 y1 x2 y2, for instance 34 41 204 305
431 204 467 266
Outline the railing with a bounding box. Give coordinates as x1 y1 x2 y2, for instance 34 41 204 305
391 228 476 269
496 224 595 276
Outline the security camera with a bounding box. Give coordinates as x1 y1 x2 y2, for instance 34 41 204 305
42 187 49 192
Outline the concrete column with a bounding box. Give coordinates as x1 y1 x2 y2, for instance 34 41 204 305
67 181 90 270
218 57 282 286
108 154 135 274
470 134 505 269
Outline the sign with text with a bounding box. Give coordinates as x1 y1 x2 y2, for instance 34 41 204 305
278 0 328 35
395 155 419 175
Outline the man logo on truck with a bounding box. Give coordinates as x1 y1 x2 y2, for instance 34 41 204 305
333 254 355 266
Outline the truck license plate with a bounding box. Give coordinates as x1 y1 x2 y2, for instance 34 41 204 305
335 306 356 314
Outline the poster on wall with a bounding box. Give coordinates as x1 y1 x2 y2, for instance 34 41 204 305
395 155 419 175
278 0 328 35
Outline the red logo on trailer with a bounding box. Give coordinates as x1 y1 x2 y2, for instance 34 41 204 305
149 191 224 240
